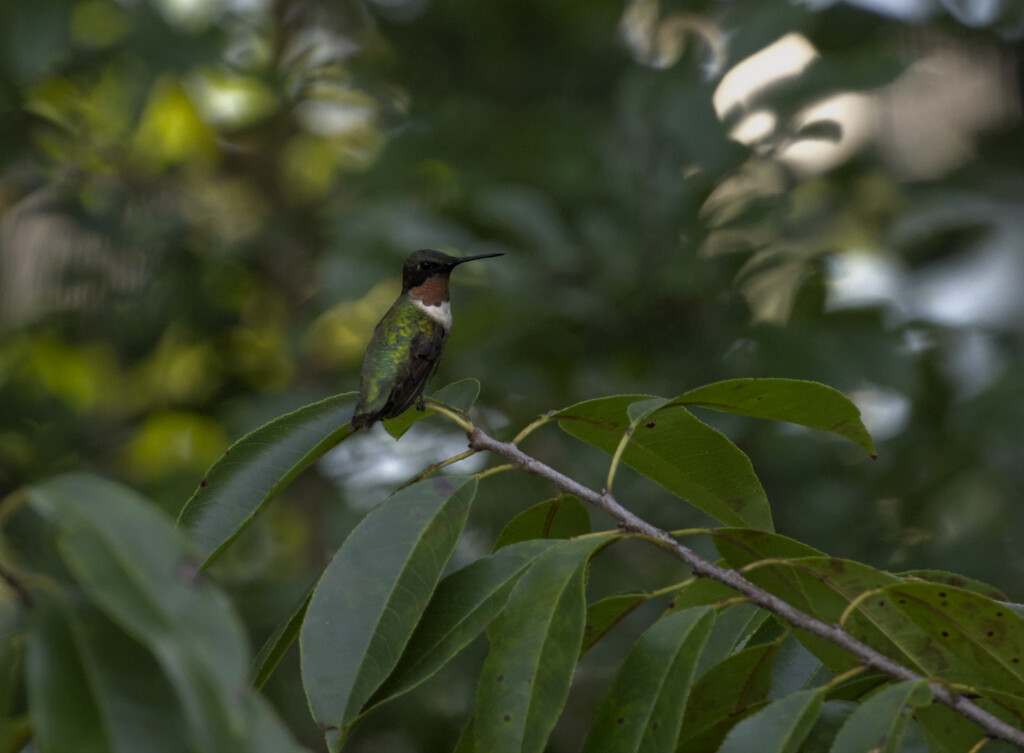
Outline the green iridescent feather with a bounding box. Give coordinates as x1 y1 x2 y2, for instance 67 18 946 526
351 297 448 427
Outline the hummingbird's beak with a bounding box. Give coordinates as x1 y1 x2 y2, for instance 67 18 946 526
450 252 504 267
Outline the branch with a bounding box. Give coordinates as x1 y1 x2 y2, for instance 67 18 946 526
467 426 1024 749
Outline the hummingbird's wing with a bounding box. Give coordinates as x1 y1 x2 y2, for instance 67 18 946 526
385 326 447 418
351 307 447 427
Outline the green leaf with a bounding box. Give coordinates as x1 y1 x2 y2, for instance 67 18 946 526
582 607 715 753
887 582 1024 696
694 603 771 676
555 396 772 531
717 554 998 690
916 703 990 753
251 585 313 690
177 392 358 568
830 680 933 753
581 592 653 657
678 640 781 751
245 694 313 753
452 717 475 753
301 476 477 739
493 495 591 551
679 379 876 457
769 636 826 698
474 534 615 753
627 397 672 424
972 686 1024 729
383 378 482 439
25 474 302 753
374 539 559 705
712 527 825 565
715 549 933 675
825 674 889 703
26 596 112 753
0 624 25 747
663 569 740 615
663 571 771 672
26 595 191 753
899 569 1008 602
717 689 824 753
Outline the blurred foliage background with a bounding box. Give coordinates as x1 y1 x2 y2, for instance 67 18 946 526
3 0 1024 749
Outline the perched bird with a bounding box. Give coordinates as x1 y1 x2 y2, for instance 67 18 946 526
351 249 503 428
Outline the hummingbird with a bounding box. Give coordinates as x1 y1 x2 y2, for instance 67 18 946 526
351 249 503 428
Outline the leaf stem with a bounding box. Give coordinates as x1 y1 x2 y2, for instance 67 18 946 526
476 463 516 480
511 414 552 445
837 587 890 629
820 665 867 692
605 424 635 495
425 400 475 433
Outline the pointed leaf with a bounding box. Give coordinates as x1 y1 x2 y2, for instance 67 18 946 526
887 582 1024 695
26 474 303 753
916 703 990 753
769 636 826 699
555 396 772 531
695 603 771 676
452 717 475 753
251 586 313 690
972 686 1024 729
474 535 615 753
374 539 559 705
678 378 876 458
830 680 933 753
717 689 824 753
384 379 481 439
627 397 672 424
715 549 950 676
713 528 825 565
583 607 715 753
301 476 477 737
581 592 653 657
663 566 741 617
494 495 591 551
177 393 358 567
900 569 1008 601
679 640 781 750
27 595 190 753
26 597 112 753
825 674 889 702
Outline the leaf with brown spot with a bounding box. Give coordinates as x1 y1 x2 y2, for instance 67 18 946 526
886 582 1024 696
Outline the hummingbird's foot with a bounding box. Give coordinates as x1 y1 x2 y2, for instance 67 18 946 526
416 395 426 412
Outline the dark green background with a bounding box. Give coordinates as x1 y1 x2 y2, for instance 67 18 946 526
3 0 1023 748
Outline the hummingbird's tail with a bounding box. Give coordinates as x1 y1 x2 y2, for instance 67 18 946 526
350 409 382 429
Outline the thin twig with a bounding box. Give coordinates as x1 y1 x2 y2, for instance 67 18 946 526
467 426 1024 749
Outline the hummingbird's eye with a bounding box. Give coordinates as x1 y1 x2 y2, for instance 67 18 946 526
418 262 431 271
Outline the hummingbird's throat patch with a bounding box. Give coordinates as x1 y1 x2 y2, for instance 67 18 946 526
409 277 448 304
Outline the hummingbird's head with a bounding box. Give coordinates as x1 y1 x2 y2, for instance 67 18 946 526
401 249 503 294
